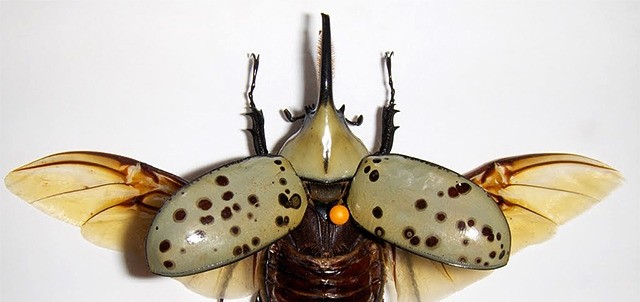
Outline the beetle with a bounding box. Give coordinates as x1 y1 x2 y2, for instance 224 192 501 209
4 14 622 302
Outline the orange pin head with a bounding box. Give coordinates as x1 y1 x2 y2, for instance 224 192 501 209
329 204 350 225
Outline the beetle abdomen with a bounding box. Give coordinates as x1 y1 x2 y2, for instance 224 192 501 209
264 236 384 301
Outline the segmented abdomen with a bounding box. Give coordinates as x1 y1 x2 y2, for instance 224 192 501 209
264 235 385 302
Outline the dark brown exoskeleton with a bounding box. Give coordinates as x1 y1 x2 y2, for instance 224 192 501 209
261 182 386 301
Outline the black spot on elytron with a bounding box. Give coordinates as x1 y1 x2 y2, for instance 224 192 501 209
159 240 171 253
435 212 447 222
277 216 289 225
248 194 259 205
489 251 497 259
233 246 242 256
200 215 214 225
425 235 439 248
274 159 282 165
475 257 482 264
232 203 241 212
279 193 302 209
459 256 468 263
155 226 159 230
372 158 382 163
447 187 459 198
247 212 254 220
437 191 444 197
415 199 427 211
372 206 383 219
279 178 287 185
280 166 285 171
222 191 234 201
278 193 288 207
501 244 504 249
484 262 489 267
456 182 472 195
467 219 476 227
251 237 260 246
163 260 175 269
462 238 470 246
242 244 251 254
180 248 186 254
230 226 240 236
497 232 502 241
173 209 186 222
499 250 506 260
410 236 420 246
364 166 371 173
285 189 290 194
457 220 466 231
403 227 415 239
369 170 380 182
221 207 232 220
482 225 493 236
197 198 212 210
289 194 302 209
487 234 495 242
375 227 385 237
215 175 229 186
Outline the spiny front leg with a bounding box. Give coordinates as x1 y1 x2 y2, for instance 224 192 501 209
245 53 269 155
376 51 399 155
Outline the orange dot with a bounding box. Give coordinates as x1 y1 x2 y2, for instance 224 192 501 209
329 204 350 225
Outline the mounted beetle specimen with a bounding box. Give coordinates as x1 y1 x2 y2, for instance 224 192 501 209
4 14 622 302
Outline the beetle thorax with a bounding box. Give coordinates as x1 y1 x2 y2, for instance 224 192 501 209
278 99 368 182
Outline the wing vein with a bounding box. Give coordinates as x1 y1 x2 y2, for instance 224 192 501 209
33 182 134 203
504 183 600 201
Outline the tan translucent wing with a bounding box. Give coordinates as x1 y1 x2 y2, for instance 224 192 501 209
5 151 260 299
79 204 158 252
466 153 623 249
387 246 491 302
5 151 185 228
5 151 183 259
174 254 259 299
388 153 622 301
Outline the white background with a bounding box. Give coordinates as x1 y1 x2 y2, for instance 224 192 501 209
1 1 638 301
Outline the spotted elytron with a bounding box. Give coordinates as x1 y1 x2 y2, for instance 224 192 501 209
5 14 622 302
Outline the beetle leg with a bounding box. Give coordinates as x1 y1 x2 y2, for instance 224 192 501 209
245 53 269 155
376 51 400 155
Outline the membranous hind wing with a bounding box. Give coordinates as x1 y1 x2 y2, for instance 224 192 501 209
383 153 622 301
4 151 260 300
5 151 185 250
465 153 623 251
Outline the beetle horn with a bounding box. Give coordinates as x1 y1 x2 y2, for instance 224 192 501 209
319 13 333 106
